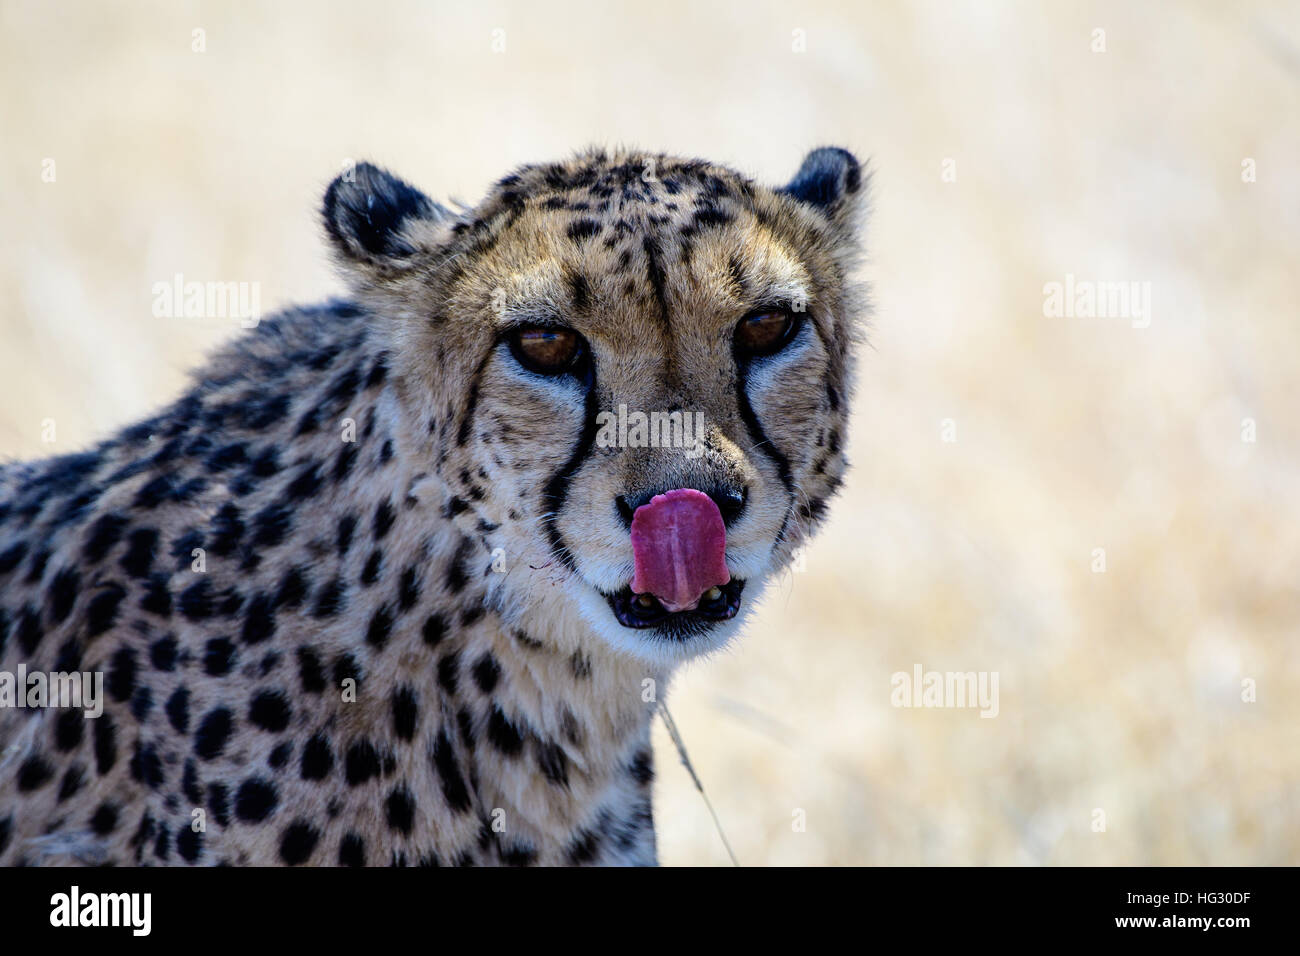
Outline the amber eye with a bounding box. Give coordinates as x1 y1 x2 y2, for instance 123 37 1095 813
735 310 800 358
508 325 584 376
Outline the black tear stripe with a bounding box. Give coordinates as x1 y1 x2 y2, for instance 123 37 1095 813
733 349 796 509
456 350 496 447
541 383 601 575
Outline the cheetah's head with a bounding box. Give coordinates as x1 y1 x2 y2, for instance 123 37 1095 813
323 148 867 667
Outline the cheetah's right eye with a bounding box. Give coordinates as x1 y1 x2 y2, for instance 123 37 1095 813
507 325 585 377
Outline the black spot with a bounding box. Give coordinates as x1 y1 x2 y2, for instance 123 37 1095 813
567 827 602 865
422 613 447 647
325 365 362 408
339 833 365 867
240 593 276 644
512 629 543 650
205 442 248 471
296 646 326 694
106 646 137 702
629 748 654 786
366 354 389 387
268 741 292 769
94 714 117 774
333 443 359 484
300 734 334 780
397 565 420 610
234 778 279 822
251 503 292 549
274 567 310 609
139 573 172 617
176 825 203 862
567 271 590 311
207 783 230 826
90 802 119 835
120 527 158 578
437 651 460 695
373 500 396 540
178 580 215 621
24 549 49 584
345 740 382 786
248 690 292 733
131 685 153 721
16 607 41 655
59 764 86 801
247 446 280 478
204 637 237 676
86 583 127 637
129 742 165 788
336 513 357 556
366 604 394 649
276 822 318 865
153 826 170 861
392 687 418 741
445 537 473 593
690 204 733 231
0 541 27 576
386 786 415 834
566 218 600 243
54 709 84 751
284 464 324 502
209 504 244 556
313 578 345 617
333 652 362 689
538 740 570 787
83 512 128 563
360 549 382 586
431 730 472 813
472 653 501 693
487 706 524 756
150 634 178 671
194 707 234 760
570 651 592 679
499 843 537 866
46 567 80 624
17 756 54 792
182 759 202 804
52 637 80 674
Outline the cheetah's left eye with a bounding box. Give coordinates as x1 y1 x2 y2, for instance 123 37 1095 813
734 309 801 358
507 325 585 377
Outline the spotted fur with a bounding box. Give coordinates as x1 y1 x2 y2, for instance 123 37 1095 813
0 147 867 866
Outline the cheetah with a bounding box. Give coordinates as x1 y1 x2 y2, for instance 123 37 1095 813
0 147 867 866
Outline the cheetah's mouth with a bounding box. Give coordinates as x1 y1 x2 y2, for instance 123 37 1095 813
605 486 742 634
607 579 745 631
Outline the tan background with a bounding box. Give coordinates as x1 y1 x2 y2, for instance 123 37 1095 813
2 0 1297 864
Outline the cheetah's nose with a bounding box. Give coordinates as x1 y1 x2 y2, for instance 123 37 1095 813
628 488 730 613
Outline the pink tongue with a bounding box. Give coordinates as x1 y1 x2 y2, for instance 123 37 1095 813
629 489 730 613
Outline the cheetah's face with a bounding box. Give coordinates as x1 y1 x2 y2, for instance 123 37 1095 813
324 149 866 665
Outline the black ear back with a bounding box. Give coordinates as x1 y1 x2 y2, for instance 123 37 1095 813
782 147 862 210
323 162 445 263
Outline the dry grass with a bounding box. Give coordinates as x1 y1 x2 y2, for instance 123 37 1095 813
2 0 1296 865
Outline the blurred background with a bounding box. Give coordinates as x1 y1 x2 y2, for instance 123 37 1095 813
1 0 1297 864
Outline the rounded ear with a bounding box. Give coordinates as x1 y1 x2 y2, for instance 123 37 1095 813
782 147 862 207
322 162 452 269
774 146 868 243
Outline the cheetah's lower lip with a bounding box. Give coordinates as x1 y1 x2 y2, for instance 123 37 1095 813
606 579 744 631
